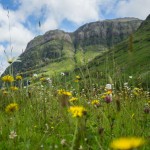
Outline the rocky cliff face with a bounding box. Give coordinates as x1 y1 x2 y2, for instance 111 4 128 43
3 18 142 75
74 18 142 47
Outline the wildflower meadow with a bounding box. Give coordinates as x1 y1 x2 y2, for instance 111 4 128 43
0 69 149 150
0 4 149 150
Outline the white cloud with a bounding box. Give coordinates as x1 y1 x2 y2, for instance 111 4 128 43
0 45 7 75
0 4 34 74
16 0 103 32
114 0 150 19
0 0 150 74
0 45 4 56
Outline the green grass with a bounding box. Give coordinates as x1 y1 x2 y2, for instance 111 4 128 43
40 58 75 75
0 75 149 150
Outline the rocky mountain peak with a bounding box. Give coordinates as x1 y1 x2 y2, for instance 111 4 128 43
73 17 142 47
26 29 72 51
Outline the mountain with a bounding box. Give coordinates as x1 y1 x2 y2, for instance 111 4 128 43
3 18 142 76
73 15 150 87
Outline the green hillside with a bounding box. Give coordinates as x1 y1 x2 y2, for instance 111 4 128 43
67 15 150 88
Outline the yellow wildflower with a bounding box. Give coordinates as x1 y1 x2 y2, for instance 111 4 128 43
63 91 72 96
110 137 145 150
10 86 19 91
132 88 141 96
5 103 19 113
101 93 107 99
74 75 81 82
16 75 22 80
91 100 100 105
58 89 72 96
58 89 65 95
76 76 81 80
106 90 112 95
40 77 47 82
69 106 87 117
2 75 14 82
69 97 78 102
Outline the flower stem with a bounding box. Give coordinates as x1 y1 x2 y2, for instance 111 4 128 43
71 119 78 150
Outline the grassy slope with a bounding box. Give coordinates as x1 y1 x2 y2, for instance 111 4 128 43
36 44 109 77
71 18 150 88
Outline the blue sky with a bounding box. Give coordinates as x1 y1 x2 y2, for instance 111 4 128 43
0 0 150 74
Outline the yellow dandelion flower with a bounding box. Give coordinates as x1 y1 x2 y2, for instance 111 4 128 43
58 89 72 96
40 77 47 82
132 88 141 96
10 86 19 91
76 76 81 80
69 97 78 102
91 100 100 105
16 75 22 80
57 89 64 95
2 75 14 82
63 91 72 96
110 137 145 150
106 90 112 95
101 93 107 99
5 103 19 113
69 106 87 117
74 75 81 82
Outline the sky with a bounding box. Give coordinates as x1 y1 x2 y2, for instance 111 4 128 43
0 0 150 74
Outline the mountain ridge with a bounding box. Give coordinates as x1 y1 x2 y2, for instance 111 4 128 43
26 17 142 51
3 17 143 76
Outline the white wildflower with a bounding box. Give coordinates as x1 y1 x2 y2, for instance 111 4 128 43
105 84 112 90
79 145 83 150
33 74 38 77
60 139 66 145
60 72 65 76
9 130 17 139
